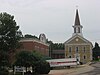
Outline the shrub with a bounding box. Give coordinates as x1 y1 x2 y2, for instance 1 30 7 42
80 62 83 65
0 68 9 75
24 71 32 75
35 61 50 74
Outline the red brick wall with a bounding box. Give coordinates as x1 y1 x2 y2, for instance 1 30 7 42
19 41 49 56
20 41 35 51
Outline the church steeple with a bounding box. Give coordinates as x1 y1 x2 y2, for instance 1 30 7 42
73 9 83 36
74 9 80 25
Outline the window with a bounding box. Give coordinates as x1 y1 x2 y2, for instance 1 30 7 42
76 47 78 53
74 28 76 33
69 47 72 53
84 55 86 59
78 27 80 33
83 47 86 53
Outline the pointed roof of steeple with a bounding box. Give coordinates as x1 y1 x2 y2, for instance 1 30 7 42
74 9 80 25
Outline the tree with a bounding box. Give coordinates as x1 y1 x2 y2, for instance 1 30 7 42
14 51 35 72
14 51 41 72
35 61 50 74
14 51 50 74
24 34 39 39
94 42 99 49
47 40 64 58
0 12 22 69
92 42 100 60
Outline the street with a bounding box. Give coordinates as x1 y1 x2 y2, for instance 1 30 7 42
78 62 100 75
48 62 100 75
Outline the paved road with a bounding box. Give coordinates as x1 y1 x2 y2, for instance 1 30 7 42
48 65 93 75
78 62 100 75
48 62 100 75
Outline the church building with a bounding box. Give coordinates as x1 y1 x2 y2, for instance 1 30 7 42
64 9 93 64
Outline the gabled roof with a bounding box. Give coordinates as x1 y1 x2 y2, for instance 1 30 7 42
64 34 92 45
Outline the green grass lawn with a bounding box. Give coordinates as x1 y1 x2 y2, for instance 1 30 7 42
9 72 22 75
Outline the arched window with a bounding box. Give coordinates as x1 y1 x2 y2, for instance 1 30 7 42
78 27 80 33
76 47 78 53
84 55 86 59
74 28 76 33
83 47 86 53
69 47 72 53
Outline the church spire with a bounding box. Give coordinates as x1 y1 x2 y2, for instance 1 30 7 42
74 9 80 25
73 9 83 36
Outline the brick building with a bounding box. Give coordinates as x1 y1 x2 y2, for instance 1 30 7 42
18 34 49 57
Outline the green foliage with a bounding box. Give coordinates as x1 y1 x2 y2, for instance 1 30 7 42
47 40 64 50
35 61 50 74
9 72 22 75
0 68 9 75
47 40 64 58
14 51 50 74
14 51 41 67
0 51 9 67
0 12 22 51
0 12 22 69
52 43 64 50
24 34 39 40
93 42 100 60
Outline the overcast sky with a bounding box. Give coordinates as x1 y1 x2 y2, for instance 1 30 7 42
0 0 100 45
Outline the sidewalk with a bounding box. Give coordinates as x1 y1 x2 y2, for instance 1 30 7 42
48 64 94 75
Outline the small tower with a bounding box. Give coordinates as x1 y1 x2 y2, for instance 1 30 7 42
39 33 46 43
73 9 83 36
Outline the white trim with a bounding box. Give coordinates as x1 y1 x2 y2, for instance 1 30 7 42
66 43 91 46
64 34 92 45
19 38 49 46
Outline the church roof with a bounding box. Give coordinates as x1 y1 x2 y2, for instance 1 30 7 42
64 34 92 46
74 9 80 25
